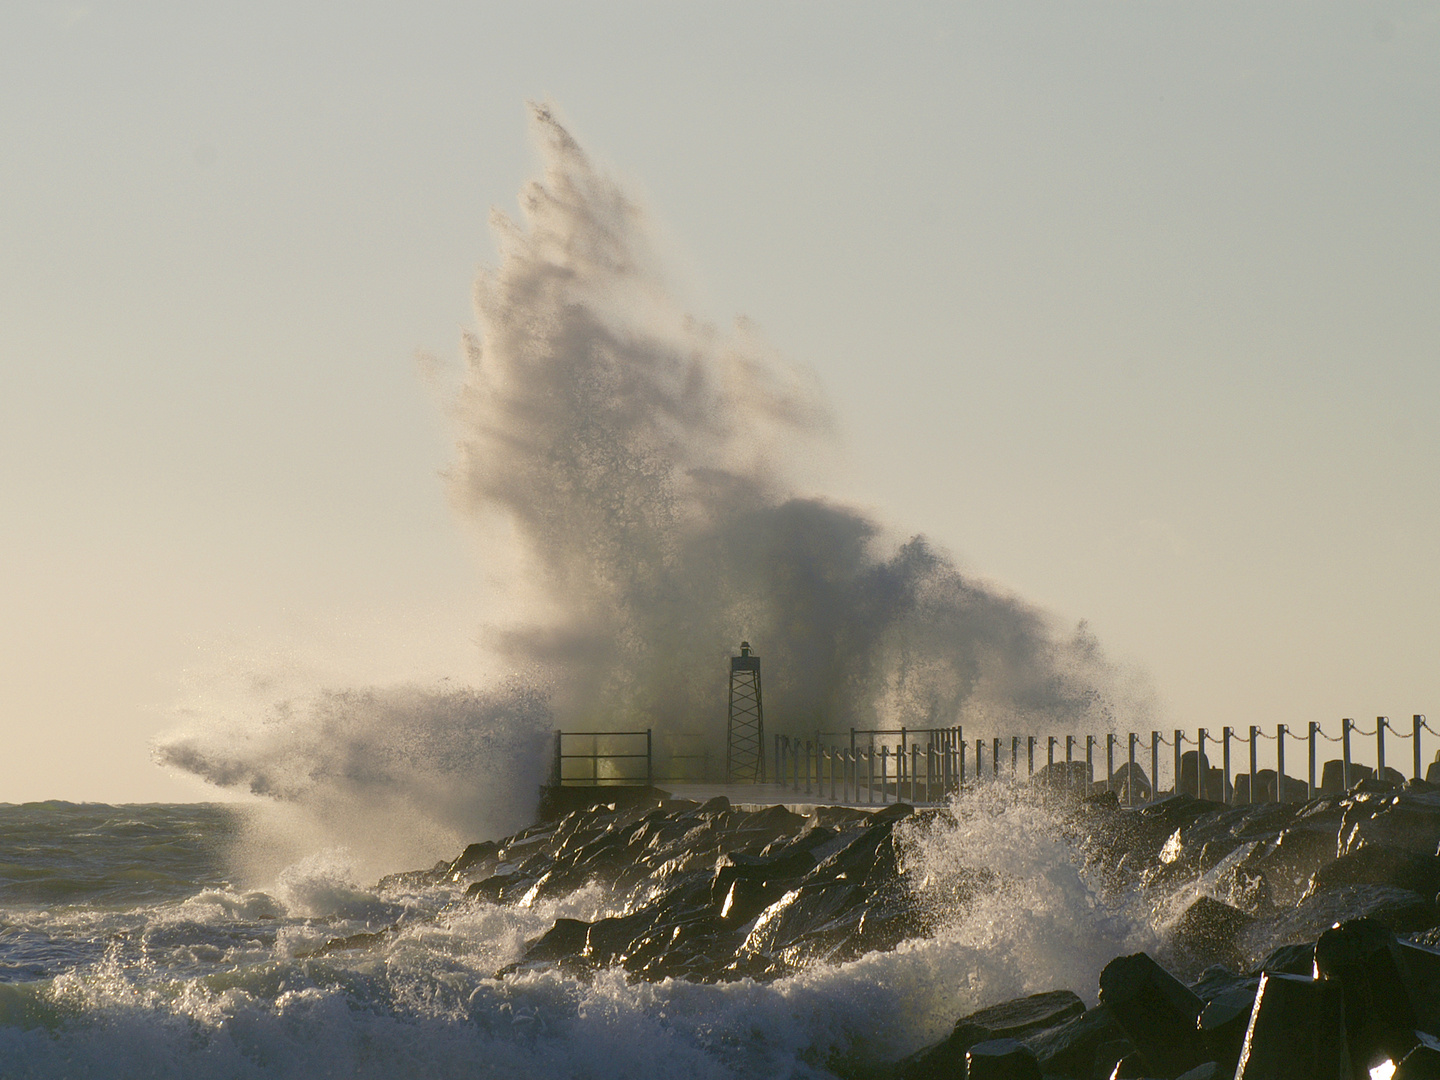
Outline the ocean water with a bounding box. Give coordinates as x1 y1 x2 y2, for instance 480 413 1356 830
0 794 1150 1079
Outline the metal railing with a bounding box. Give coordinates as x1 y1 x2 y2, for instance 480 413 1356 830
549 729 713 787
765 714 1432 807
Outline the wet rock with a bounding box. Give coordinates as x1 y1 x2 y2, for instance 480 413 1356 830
1098 952 1207 1077
1233 971 1348 1080
1394 937 1440 1033
1032 760 1093 792
1340 790 1440 858
1105 1050 1151 1077
1320 759 1373 794
299 921 400 958
1314 917 1419 1074
1020 1005 1130 1078
963 1038 1042 1080
1281 884 1439 940
1250 941 1314 977
493 917 591 977
1396 1031 1440 1080
1192 971 1258 1073
1109 762 1151 803
1167 896 1254 972
1177 752 1230 803
896 990 1085 1080
1304 844 1440 904
447 839 500 881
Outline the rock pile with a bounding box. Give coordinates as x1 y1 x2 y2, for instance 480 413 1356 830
894 918 1440 1079
367 776 1440 1077
386 793 974 982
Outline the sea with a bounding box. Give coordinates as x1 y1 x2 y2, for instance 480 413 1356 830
0 792 1152 1079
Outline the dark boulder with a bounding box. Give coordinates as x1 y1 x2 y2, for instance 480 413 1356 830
1109 762 1152 803
1194 974 1258 1074
1098 952 1207 1077
1233 971 1349 1080
1320 759 1373 795
1174 1065 1226 1080
1281 884 1439 940
963 1038 1042 1079
1314 918 1419 1075
1020 1004 1130 1078
1304 844 1440 903
446 839 499 881
1166 896 1254 973
1340 790 1440 858
1394 937 1440 1034
1251 941 1315 977
895 990 1085 1080
1397 1031 1440 1079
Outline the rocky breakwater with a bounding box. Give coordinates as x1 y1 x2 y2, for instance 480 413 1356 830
895 779 1440 1079
392 794 969 982
364 778 1440 1078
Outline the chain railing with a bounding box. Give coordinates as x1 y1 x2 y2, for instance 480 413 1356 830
761 714 1431 807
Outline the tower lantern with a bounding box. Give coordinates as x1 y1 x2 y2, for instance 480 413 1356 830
727 641 765 783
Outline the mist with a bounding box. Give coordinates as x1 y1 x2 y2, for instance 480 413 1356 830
155 104 1151 873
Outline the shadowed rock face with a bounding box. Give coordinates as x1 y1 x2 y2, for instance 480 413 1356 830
354 782 1440 1078
390 794 957 983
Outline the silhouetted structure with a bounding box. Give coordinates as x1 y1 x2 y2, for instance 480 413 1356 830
727 642 765 783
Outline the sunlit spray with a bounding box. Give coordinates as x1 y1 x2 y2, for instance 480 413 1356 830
155 103 1151 877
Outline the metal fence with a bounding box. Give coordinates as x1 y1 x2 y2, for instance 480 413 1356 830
550 729 712 787
770 715 1433 807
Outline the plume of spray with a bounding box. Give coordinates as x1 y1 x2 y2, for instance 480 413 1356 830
453 103 1148 747
156 103 1150 880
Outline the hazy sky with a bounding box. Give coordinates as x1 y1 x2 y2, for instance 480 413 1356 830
3 2 1437 802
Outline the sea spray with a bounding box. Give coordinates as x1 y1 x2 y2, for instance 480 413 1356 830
0 793 1152 1080
155 683 553 883
155 102 1150 876
452 104 1149 747
900 780 1156 1008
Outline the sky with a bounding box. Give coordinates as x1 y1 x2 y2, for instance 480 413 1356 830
2 1 1437 802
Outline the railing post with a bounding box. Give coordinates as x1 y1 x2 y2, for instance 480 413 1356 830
1065 735 1074 791
1106 733 1115 796
911 744 919 803
1128 733 1137 806
554 729 563 786
880 746 889 803
1377 717 1387 781
1342 718 1353 790
1221 727 1232 805
1085 735 1095 793
1151 731 1159 803
1277 725 1286 802
1308 722 1318 799
959 739 966 787
592 732 600 785
1028 736 1035 776
1048 736 1056 778
993 737 1001 785
1197 728 1207 798
1173 730 1182 798
1012 735 1020 776
646 728 653 787
1417 715 1425 782
1248 726 1258 803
